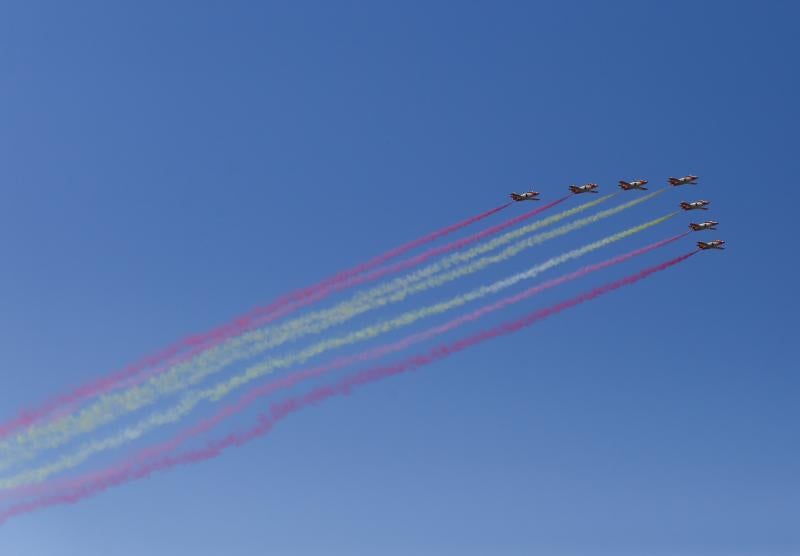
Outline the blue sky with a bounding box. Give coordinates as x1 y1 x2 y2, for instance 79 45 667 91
1 1 798 554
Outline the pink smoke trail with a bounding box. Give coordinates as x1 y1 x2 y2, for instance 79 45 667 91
0 249 696 522
0 201 516 439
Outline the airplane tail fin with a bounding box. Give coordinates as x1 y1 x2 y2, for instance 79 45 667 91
568 186 579 194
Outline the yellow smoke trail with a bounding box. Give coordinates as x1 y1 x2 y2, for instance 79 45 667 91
0 210 676 489
0 193 616 465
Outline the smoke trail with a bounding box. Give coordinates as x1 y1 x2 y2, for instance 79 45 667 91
0 202 513 440
6 230 690 496
251 199 563 317
113 197 570 391
0 250 697 524
1 192 656 468
0 218 681 487
0 193 616 466
247 198 569 318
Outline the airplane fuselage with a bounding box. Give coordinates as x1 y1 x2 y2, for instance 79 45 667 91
510 191 540 201
698 240 725 250
619 182 647 191
570 183 598 194
670 175 699 186
690 221 718 231
681 200 710 211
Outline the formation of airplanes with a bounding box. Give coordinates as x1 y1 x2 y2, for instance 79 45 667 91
509 175 726 250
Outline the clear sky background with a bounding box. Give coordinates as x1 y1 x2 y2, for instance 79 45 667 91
1 1 798 555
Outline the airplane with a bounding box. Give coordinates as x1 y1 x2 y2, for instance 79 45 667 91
680 200 710 211
689 220 718 231
509 191 540 202
697 239 725 250
618 179 648 191
669 175 699 186
569 183 599 194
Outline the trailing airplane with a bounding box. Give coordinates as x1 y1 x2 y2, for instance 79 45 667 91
669 175 699 186
509 191 540 202
569 183 599 194
618 179 648 191
689 220 718 231
697 239 725 250
680 200 710 211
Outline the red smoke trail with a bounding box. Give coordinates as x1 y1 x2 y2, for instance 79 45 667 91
0 249 695 521
0 202 515 439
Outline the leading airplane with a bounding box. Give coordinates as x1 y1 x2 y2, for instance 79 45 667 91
569 183 599 194
680 200 710 211
509 191 540 202
618 179 648 191
689 220 718 231
669 175 699 186
697 239 725 250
